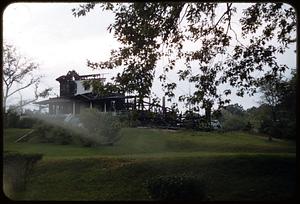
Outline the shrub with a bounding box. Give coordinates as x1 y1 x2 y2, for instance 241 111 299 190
145 174 207 201
259 119 289 139
33 122 55 143
117 112 130 127
4 110 20 128
222 114 247 131
243 121 253 131
79 108 122 146
51 126 73 145
32 121 74 144
3 151 43 195
18 117 38 129
127 110 141 127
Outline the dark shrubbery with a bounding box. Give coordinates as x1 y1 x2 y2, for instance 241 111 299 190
32 122 73 145
145 174 207 201
259 119 287 139
51 126 73 145
4 109 39 129
4 110 20 128
221 113 247 131
18 117 38 129
3 151 43 196
127 110 141 127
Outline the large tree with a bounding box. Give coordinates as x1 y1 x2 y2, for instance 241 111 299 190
2 42 52 113
72 3 296 122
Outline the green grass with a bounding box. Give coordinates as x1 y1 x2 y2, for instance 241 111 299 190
3 128 296 201
4 128 295 159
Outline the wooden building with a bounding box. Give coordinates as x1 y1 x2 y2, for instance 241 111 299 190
34 70 137 115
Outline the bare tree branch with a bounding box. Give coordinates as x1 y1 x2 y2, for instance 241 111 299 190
7 77 40 98
2 42 50 113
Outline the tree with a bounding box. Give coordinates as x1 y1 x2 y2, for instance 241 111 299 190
259 75 287 141
2 42 52 113
258 70 296 140
72 3 296 122
224 103 245 116
278 71 297 139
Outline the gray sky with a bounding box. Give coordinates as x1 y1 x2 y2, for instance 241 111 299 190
3 3 296 113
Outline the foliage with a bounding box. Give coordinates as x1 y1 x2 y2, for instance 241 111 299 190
33 122 55 143
221 110 248 131
72 2 296 122
224 103 245 116
51 126 73 145
4 109 39 129
254 70 297 139
82 79 122 96
18 117 39 129
245 105 270 131
145 174 207 201
4 109 20 128
217 104 251 132
33 121 73 145
259 117 278 136
3 151 43 195
79 108 122 146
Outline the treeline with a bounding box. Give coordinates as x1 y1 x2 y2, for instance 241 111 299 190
215 71 296 140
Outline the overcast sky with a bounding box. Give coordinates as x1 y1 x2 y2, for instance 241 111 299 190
3 3 296 113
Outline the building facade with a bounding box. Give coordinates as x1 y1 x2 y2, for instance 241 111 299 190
34 70 134 115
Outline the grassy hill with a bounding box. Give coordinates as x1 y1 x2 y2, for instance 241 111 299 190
3 128 296 201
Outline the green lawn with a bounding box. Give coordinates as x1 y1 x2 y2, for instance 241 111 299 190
3 128 296 201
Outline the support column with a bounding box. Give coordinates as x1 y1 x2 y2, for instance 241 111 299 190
104 102 106 112
72 101 76 115
49 104 53 114
90 101 93 109
112 101 116 116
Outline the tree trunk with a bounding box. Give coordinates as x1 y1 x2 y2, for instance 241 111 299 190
205 103 212 129
268 134 273 142
269 106 277 142
3 98 7 114
3 88 9 113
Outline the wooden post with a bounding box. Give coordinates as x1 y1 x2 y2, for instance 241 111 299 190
104 102 106 112
90 101 93 109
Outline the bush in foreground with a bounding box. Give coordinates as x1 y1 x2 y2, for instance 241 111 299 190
145 174 207 201
3 151 43 196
